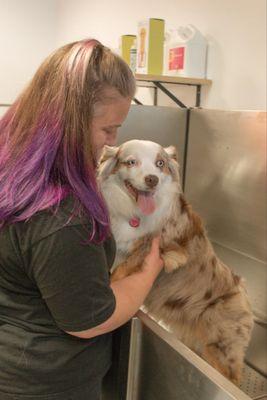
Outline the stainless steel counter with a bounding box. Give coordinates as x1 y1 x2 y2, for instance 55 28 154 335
103 309 267 400
126 311 266 400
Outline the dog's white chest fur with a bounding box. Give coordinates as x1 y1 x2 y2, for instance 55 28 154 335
109 195 172 267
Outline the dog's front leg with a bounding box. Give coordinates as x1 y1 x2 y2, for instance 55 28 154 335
161 242 188 273
111 235 154 282
111 260 141 282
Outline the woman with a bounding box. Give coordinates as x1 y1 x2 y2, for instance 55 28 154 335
0 39 163 400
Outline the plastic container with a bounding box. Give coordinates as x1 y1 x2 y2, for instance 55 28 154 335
164 25 208 78
120 35 136 66
130 39 137 73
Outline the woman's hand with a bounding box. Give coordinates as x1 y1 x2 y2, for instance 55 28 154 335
67 236 164 339
142 236 164 279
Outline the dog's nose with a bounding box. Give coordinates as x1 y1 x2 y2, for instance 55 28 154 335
145 174 159 188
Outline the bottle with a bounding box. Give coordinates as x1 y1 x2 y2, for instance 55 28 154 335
130 39 137 73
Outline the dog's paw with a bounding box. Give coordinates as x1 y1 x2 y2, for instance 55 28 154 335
162 249 188 273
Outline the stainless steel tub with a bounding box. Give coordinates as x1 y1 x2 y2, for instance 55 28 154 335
103 107 267 400
126 311 266 400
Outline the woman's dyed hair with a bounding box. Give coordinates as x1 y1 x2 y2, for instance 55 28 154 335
0 39 136 241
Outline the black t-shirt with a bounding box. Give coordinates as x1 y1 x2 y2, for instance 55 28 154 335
0 197 116 399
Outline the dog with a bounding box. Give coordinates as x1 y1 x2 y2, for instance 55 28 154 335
98 139 254 385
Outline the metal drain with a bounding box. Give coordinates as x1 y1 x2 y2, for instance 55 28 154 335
240 364 267 399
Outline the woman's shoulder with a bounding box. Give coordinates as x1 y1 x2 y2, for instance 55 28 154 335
32 195 89 227
10 196 92 254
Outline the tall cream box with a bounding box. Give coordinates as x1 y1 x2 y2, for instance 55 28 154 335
136 18 165 75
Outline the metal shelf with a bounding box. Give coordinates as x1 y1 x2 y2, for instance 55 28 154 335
134 73 212 108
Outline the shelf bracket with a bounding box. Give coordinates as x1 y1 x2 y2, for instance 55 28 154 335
134 76 206 108
152 81 187 108
133 97 143 105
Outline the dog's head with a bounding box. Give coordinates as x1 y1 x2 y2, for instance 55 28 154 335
98 140 181 217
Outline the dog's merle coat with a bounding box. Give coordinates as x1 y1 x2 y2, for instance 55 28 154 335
98 139 254 385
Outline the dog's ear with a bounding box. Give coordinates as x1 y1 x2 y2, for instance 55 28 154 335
98 145 119 180
164 145 178 161
164 145 180 178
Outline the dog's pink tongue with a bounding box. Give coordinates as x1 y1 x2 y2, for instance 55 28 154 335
137 193 156 215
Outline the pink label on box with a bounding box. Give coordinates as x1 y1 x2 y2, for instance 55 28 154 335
169 47 185 70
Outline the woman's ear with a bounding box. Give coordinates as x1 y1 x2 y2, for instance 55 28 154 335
98 145 119 180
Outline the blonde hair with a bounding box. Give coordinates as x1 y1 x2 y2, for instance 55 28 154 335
0 39 136 241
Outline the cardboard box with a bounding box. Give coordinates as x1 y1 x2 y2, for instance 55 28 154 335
120 35 136 66
136 18 165 75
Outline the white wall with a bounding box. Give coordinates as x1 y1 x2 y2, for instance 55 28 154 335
56 0 266 110
0 0 57 116
0 0 266 112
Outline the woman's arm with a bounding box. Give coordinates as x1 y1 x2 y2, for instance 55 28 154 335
66 237 163 339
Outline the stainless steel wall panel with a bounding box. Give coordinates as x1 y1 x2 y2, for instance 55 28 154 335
183 109 267 381
184 109 266 262
213 242 267 323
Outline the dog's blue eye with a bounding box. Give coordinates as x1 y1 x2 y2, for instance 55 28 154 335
126 159 136 166
156 160 165 168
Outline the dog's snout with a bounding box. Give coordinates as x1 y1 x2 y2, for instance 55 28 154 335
145 174 159 188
